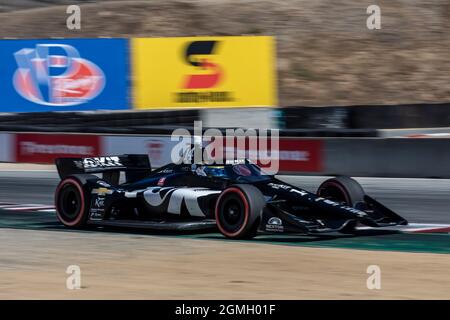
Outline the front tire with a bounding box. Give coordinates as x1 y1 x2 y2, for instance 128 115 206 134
215 184 265 239
55 175 98 228
317 176 366 233
317 176 365 207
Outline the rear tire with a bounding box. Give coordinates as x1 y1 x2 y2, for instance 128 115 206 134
215 184 265 239
55 175 99 228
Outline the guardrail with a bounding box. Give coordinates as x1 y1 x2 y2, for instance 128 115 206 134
280 102 450 129
0 109 201 133
4 102 450 136
1 131 449 178
0 108 375 136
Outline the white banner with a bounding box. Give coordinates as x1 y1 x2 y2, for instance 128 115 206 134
0 133 13 162
103 135 180 168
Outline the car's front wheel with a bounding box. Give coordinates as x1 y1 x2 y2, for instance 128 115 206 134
215 184 265 239
316 176 365 207
317 176 367 233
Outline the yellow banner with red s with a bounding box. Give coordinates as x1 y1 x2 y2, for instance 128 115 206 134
132 36 277 109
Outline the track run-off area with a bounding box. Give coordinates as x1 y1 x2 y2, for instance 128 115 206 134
0 165 449 299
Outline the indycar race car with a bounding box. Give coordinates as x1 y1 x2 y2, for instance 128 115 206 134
54 154 408 239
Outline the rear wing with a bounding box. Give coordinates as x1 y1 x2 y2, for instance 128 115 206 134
55 155 151 184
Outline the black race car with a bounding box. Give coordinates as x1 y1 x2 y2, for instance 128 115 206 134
54 154 407 239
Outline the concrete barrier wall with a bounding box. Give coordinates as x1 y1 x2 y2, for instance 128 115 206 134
321 138 450 178
0 133 13 162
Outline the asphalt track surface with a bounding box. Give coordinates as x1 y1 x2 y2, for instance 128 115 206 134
1 169 450 299
0 170 449 224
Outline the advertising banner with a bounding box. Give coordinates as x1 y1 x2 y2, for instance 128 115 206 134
10 133 322 172
132 36 277 109
220 137 323 173
276 139 323 173
15 134 101 164
0 39 130 112
0 133 13 162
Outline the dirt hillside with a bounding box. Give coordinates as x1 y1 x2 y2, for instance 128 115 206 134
1 0 449 106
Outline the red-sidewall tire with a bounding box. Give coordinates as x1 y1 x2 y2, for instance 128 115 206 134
55 176 93 228
317 176 365 207
215 184 265 239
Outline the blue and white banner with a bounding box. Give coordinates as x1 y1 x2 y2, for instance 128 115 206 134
0 39 130 112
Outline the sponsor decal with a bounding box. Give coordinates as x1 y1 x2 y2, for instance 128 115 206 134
182 41 223 90
225 159 246 165
132 36 277 109
195 166 207 176
92 188 112 196
90 195 105 220
268 183 291 190
269 183 309 197
314 196 366 216
14 44 105 106
83 156 123 169
177 40 232 103
94 197 105 208
289 188 309 197
268 217 282 225
157 177 166 186
266 217 284 232
143 187 220 217
15 134 100 164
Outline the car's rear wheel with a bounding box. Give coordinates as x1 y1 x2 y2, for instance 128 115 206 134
317 176 365 207
215 184 265 239
55 175 97 228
